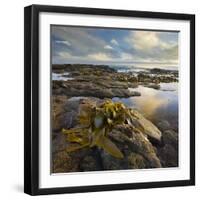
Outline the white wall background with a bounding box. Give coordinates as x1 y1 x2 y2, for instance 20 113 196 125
0 0 199 199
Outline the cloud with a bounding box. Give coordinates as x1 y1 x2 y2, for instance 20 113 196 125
58 51 72 58
55 51 112 63
104 45 113 50
127 31 161 51
121 53 134 60
88 53 111 61
111 39 119 45
55 40 71 46
52 26 107 57
52 26 178 65
125 31 178 63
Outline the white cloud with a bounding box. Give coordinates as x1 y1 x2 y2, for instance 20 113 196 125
57 51 111 62
126 31 173 52
121 53 133 60
87 53 111 61
127 31 159 50
52 27 107 56
58 51 72 58
55 40 71 46
104 45 113 50
111 39 118 45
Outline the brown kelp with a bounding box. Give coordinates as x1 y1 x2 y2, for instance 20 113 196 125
62 100 139 159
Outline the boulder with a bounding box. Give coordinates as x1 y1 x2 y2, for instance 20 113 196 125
162 130 178 149
52 96 79 132
79 156 101 172
52 146 94 173
157 144 178 167
156 129 178 167
130 91 141 96
128 153 146 169
157 120 171 132
144 84 160 90
100 124 161 170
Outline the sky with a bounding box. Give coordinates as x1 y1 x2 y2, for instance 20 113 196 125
51 25 179 66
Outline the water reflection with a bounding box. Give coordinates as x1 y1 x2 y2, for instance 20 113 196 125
112 83 178 130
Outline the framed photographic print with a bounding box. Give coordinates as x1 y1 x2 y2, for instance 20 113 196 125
24 4 195 195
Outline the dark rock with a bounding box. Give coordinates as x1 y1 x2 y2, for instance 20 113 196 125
100 150 129 170
79 156 100 172
143 83 160 90
130 91 141 96
53 64 116 73
52 96 79 132
137 73 151 82
100 124 161 170
52 147 93 173
162 130 178 149
52 149 74 173
157 144 178 167
157 120 171 132
156 129 178 167
53 80 140 98
128 153 146 169
150 68 178 76
52 130 93 173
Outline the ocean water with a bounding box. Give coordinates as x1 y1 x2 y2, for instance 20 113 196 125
109 63 178 73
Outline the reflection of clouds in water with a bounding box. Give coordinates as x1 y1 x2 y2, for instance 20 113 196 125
113 83 178 126
160 82 178 91
133 94 168 117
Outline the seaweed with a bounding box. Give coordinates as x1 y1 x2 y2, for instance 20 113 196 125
62 100 138 159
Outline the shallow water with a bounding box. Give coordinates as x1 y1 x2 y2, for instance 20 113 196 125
109 63 178 73
52 72 74 81
112 82 178 130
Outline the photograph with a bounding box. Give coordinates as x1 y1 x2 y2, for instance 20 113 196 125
24 5 195 195
51 25 179 173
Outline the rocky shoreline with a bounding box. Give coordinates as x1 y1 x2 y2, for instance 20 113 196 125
52 64 178 98
52 64 178 173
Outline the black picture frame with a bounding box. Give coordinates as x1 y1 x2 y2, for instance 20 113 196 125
24 4 195 196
